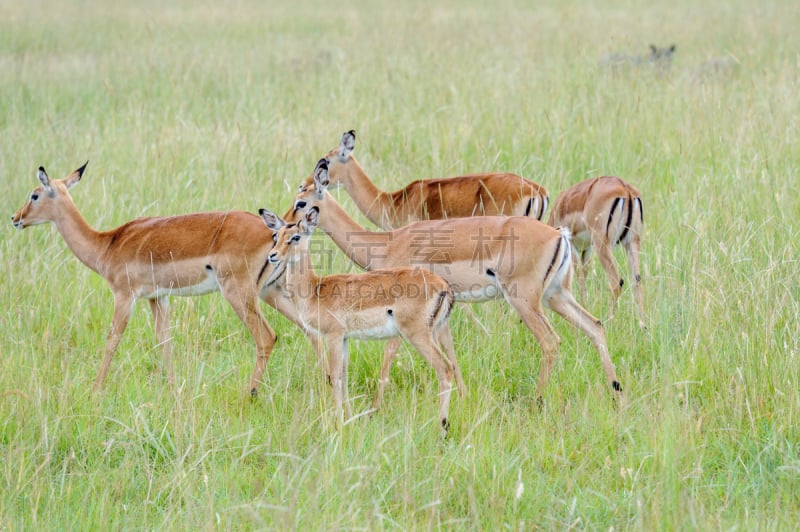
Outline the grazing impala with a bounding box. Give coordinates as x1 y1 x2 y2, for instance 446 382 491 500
304 130 549 229
259 206 464 432
10 161 321 395
548 176 646 329
286 160 623 404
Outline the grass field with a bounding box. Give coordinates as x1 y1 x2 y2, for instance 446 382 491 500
2 0 799 529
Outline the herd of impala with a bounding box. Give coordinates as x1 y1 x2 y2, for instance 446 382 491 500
11 130 645 434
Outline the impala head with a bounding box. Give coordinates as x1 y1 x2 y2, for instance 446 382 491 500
260 206 319 275
288 158 331 222
12 162 88 229
301 129 356 189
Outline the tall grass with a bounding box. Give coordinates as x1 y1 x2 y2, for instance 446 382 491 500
2 0 798 528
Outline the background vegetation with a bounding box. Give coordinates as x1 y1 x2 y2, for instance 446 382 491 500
1 0 798 528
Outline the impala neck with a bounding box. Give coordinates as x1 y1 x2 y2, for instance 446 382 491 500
283 248 321 305
316 192 392 270
334 156 395 229
50 197 109 274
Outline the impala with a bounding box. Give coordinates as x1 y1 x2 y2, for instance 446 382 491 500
305 130 549 229
548 176 646 329
286 160 623 403
11 162 322 395
259 206 464 432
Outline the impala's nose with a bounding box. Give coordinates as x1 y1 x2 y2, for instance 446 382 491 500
268 251 279 264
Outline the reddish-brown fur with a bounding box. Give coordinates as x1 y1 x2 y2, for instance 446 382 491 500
305 131 549 229
287 160 623 403
11 162 319 394
548 176 646 328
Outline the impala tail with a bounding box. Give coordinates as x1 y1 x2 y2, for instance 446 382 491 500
543 228 573 300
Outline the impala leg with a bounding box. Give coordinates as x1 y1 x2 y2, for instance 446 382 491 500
220 280 277 397
373 338 402 412
148 296 175 387
591 232 624 318
327 333 346 427
574 247 591 305
434 324 465 398
506 296 562 405
94 292 134 392
341 338 352 420
547 290 623 400
262 290 329 379
403 330 455 436
625 237 647 329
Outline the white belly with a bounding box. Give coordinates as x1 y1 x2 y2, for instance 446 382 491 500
345 319 400 340
454 284 502 302
144 274 220 299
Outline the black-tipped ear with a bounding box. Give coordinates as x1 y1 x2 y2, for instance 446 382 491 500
313 159 330 191
301 206 320 233
259 208 286 231
64 161 86 190
38 166 51 190
340 130 355 157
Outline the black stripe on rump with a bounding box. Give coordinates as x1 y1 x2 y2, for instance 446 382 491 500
544 236 562 281
617 194 634 244
606 197 622 240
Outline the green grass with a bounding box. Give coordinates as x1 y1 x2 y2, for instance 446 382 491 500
2 0 799 528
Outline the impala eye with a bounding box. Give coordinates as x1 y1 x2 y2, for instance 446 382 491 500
290 235 301 243
295 200 307 209
31 193 39 201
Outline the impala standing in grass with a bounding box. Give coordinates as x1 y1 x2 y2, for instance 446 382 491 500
260 206 464 433
306 130 549 229
548 176 646 329
11 162 322 395
287 160 623 404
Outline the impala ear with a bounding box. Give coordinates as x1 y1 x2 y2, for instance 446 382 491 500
64 160 88 190
300 206 320 234
339 130 355 160
313 158 330 194
37 166 52 192
258 208 286 232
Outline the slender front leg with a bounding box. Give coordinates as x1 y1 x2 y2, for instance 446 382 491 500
341 338 352 420
326 333 346 427
94 291 134 392
149 296 175 386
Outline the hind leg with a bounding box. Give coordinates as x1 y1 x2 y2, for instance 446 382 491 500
219 280 277 397
403 331 455 436
373 338 402 412
546 289 622 400
435 324 465 397
625 237 647 329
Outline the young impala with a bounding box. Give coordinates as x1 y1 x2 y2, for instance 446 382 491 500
286 160 623 404
548 176 646 329
259 206 464 433
10 161 322 395
304 130 549 229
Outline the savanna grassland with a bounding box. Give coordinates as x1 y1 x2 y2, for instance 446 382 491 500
1 0 799 529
